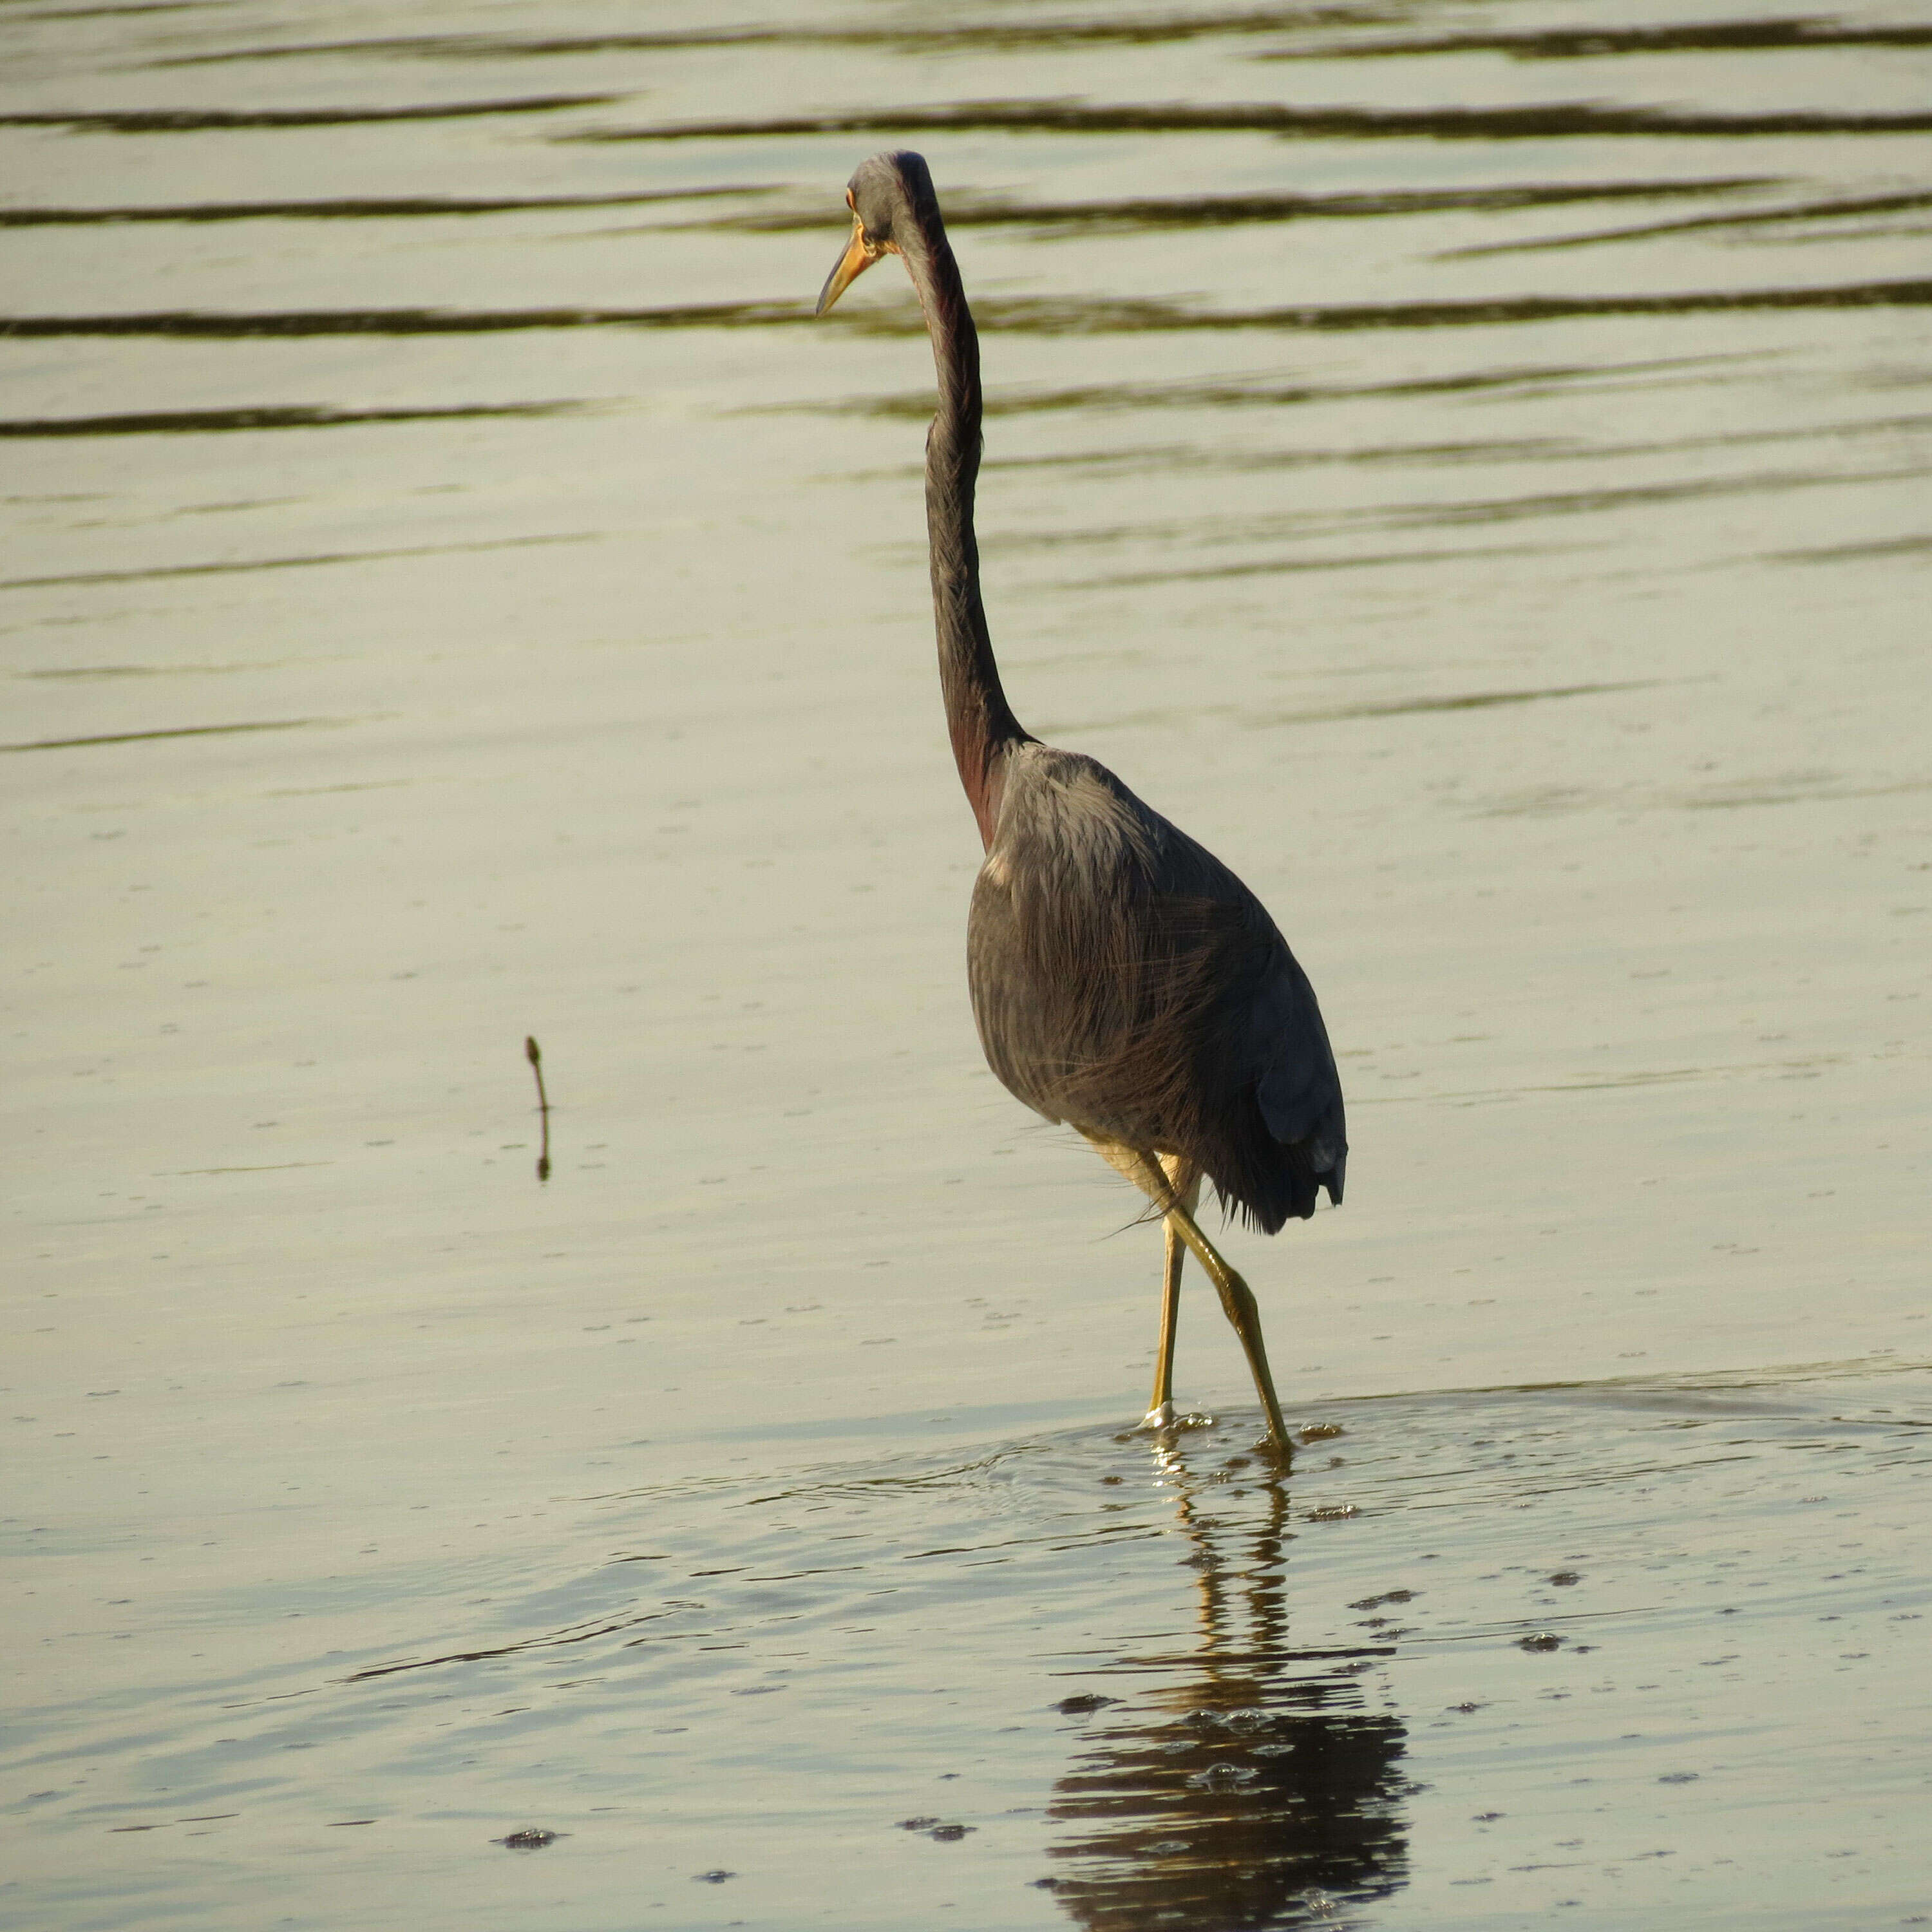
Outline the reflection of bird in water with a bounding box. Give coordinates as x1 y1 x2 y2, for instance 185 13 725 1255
1043 1436 1408 1927
817 152 1346 1458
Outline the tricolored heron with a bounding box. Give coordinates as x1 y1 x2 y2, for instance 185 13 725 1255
817 152 1345 1459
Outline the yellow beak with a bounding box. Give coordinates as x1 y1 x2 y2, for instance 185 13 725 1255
816 216 877 316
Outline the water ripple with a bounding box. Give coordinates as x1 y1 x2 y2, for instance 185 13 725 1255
0 402 578 438
8 278 1928 343
581 99 1932 146
0 93 616 133
0 187 767 227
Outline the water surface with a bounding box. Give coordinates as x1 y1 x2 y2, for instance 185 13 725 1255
5 1 1929 1926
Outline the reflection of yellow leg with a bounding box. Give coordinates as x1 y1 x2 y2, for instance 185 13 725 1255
1146 1155 1200 1428
1088 1137 1292 1460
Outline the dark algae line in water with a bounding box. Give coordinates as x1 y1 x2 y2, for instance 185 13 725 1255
0 719 322 755
1443 187 1932 257
0 187 766 227
151 8 1351 64
150 10 1932 64
0 402 578 439
0 303 799 339
819 352 1766 421
0 532 594 592
0 95 617 133
714 177 1774 235
1270 16 1932 60
7 279 1930 340
580 100 1932 144
1044 460 1932 589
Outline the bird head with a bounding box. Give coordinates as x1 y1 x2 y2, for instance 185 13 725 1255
815 151 935 315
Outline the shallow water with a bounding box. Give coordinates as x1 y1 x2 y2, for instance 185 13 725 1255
4 2 1929 1927
10 1371 1930 1927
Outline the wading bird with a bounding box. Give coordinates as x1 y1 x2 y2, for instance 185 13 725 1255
817 153 1345 1459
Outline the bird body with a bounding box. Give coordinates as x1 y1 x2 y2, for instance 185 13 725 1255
968 741 1343 1234
818 151 1345 1455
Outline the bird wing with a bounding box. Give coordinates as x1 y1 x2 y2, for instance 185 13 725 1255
1249 939 1348 1200
971 744 1345 1217
1144 806 1348 1209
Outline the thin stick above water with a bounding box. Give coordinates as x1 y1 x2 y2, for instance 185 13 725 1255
525 1034 551 1183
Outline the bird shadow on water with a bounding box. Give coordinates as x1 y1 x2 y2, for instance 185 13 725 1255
1039 1425 1411 1931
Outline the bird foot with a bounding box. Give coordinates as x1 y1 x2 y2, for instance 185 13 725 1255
1140 1401 1177 1432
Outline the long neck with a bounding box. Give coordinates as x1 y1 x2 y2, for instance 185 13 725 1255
898 218 1027 849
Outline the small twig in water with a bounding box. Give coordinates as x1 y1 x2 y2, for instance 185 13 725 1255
526 1034 551 1182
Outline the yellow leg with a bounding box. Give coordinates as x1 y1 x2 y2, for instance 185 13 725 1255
1088 1137 1293 1461
1146 1154 1200 1428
